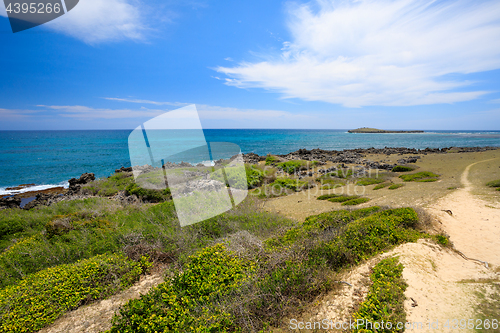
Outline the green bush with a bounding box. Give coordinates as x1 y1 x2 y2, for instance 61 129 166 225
108 244 253 332
353 257 407 332
392 165 414 172
273 178 309 191
317 193 341 200
342 197 370 206
245 165 264 188
308 208 421 270
82 172 134 197
399 171 439 182
486 179 500 188
0 253 145 333
265 155 279 165
388 184 404 190
356 178 385 186
125 183 171 202
0 214 120 289
373 183 390 190
328 195 360 203
277 160 317 174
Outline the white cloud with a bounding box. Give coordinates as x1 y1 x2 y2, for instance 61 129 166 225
0 0 147 43
35 103 310 124
217 0 500 107
104 97 187 106
38 105 164 119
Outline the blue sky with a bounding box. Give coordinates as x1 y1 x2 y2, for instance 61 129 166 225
1 0 500 130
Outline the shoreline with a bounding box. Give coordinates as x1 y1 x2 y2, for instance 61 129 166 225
1 146 499 199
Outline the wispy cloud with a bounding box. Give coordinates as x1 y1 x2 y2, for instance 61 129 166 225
103 97 188 106
217 0 500 107
0 108 37 119
1 0 148 44
38 105 164 119
35 103 310 123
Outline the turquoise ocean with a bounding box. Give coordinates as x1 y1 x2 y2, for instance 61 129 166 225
1 129 500 194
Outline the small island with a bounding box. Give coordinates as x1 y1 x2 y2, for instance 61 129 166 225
348 127 424 133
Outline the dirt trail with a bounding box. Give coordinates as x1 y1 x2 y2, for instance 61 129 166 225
299 159 500 333
38 273 164 333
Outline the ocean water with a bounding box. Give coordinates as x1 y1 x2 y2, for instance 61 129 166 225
1 129 499 192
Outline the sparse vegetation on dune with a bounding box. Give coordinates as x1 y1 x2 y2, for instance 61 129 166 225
373 182 391 190
389 183 405 190
352 257 407 333
277 160 318 174
486 179 500 188
392 165 415 172
399 171 439 182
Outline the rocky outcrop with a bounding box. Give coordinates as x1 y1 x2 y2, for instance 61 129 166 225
68 173 95 195
0 197 21 209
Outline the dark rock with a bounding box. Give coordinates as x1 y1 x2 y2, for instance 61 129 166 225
68 173 95 194
0 197 21 209
115 166 133 173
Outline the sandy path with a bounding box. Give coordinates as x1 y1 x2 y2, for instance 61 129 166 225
297 158 500 333
38 273 164 333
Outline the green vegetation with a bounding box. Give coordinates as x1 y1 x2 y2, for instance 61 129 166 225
321 183 343 189
265 154 279 165
125 183 171 202
388 183 405 190
245 164 264 188
109 244 252 332
399 171 439 182
392 165 415 172
0 253 146 333
486 179 500 188
474 283 500 333
353 257 407 332
82 172 134 196
317 193 342 200
328 195 361 203
277 160 317 174
253 177 309 199
373 183 390 190
109 206 428 332
356 177 385 186
342 197 370 206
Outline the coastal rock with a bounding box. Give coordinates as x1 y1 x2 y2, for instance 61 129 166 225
115 166 133 173
68 173 95 195
0 197 21 209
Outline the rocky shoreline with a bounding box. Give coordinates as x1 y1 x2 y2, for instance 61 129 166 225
1 146 498 210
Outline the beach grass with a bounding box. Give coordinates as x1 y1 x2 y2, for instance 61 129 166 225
373 182 391 190
389 183 405 190
399 171 439 182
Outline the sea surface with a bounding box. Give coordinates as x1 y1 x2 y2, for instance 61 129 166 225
1 129 500 193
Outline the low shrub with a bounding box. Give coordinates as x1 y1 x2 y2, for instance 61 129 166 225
352 257 407 332
328 195 360 203
392 165 414 172
273 178 309 191
265 155 279 165
388 184 404 190
0 253 146 333
308 208 422 270
245 165 264 188
317 193 341 200
277 160 317 174
125 183 171 202
108 244 253 332
399 171 439 182
342 197 370 206
81 172 134 197
373 183 390 190
486 179 500 188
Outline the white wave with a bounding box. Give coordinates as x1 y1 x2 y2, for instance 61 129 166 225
0 183 69 196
